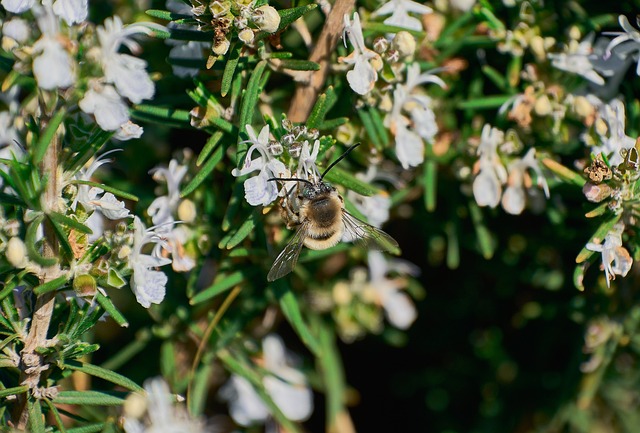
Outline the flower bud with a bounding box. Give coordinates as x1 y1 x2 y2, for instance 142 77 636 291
574 96 594 119
267 140 283 156
253 5 281 34
6 237 27 268
373 36 389 54
391 31 416 58
333 282 352 305
534 94 552 116
595 118 608 136
238 28 254 44
178 199 197 223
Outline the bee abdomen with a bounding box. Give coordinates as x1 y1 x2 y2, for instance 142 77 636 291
304 226 344 250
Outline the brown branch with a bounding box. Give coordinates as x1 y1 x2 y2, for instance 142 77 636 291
287 0 356 123
13 122 61 430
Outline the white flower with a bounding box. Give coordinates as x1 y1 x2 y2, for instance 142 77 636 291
88 192 130 220
548 34 605 85
472 125 508 208
605 15 640 76
347 166 393 228
32 5 75 90
79 82 130 131
371 0 432 32
52 0 88 25
591 99 635 166
586 222 633 287
501 148 549 215
1 0 35 14
232 125 288 206
220 334 313 426
148 159 188 226
70 149 131 240
129 217 172 308
123 377 209 433
367 251 419 329
97 16 161 103
386 63 445 168
3 18 30 43
148 159 195 272
340 13 381 95
296 139 320 180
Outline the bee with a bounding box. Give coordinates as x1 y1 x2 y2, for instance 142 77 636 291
267 144 399 281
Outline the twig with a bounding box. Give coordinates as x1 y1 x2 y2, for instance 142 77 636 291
13 119 61 430
287 0 356 123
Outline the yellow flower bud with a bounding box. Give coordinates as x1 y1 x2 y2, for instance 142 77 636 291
391 31 416 58
534 94 552 116
333 282 352 305
177 199 197 223
6 237 27 268
595 118 608 136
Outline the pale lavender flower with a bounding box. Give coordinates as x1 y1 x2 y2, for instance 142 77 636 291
296 139 320 180
52 0 88 25
97 16 161 104
591 98 635 166
2 18 30 43
548 34 605 85
367 251 419 329
340 12 381 95
129 217 172 308
501 148 549 215
219 334 313 426
148 159 196 272
371 0 432 32
386 63 446 168
605 15 640 75
232 125 288 206
472 125 508 208
70 149 130 240
79 82 130 131
347 166 393 229
586 222 633 287
32 4 75 90
1 0 35 14
148 159 188 226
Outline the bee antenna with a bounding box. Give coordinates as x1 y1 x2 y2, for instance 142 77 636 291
319 143 361 180
267 177 314 186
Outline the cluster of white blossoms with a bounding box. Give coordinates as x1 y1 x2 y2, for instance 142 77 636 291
340 8 445 170
219 334 313 427
232 123 320 207
472 125 549 215
1 0 161 140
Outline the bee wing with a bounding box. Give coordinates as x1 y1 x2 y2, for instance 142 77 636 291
267 221 309 282
342 210 400 253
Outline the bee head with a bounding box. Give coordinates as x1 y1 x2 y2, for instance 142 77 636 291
302 181 334 200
